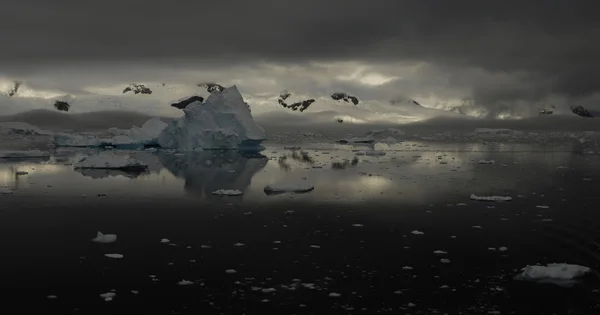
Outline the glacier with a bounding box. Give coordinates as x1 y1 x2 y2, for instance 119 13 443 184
157 86 266 150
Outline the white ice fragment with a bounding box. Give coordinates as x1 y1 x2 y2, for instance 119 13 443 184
329 292 341 297
100 292 116 301
160 238 170 243
47 295 58 299
264 182 314 194
211 189 243 196
440 259 451 264
352 224 364 227
470 194 512 202
91 231 117 244
201 245 212 249
74 152 148 170
310 245 321 249
131 290 139 294
402 266 413 270
499 246 508 252
0 150 51 159
433 250 447 255
411 230 424 235
177 280 194 286
233 243 245 247
225 269 237 274
104 253 124 259
516 263 590 283
536 205 550 209
158 86 265 150
261 288 276 293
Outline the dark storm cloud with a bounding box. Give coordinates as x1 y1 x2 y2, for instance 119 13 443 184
1 0 600 111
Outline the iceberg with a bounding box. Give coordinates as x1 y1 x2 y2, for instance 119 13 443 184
157 86 266 150
74 152 149 171
52 118 168 149
264 182 315 195
91 231 117 244
515 263 591 286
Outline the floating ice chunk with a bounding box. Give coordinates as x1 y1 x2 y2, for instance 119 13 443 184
310 245 321 249
411 230 424 235
177 280 194 286
499 246 508 252
105 253 124 259
158 86 265 150
352 224 364 227
328 292 341 297
47 295 58 299
91 231 117 244
402 266 413 270
74 152 148 171
516 263 590 284
212 189 243 196
478 160 495 164
536 205 550 209
264 182 314 195
470 194 512 202
433 250 447 255
225 269 237 274
233 243 245 247
261 288 276 293
100 292 116 301
0 150 51 159
440 259 451 264
160 238 170 243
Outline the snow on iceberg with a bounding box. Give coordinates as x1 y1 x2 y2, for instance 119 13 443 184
515 263 591 285
157 86 266 150
74 152 148 171
0 150 51 159
264 182 315 195
52 118 167 149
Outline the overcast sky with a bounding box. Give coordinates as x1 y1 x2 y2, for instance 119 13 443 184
1 0 599 118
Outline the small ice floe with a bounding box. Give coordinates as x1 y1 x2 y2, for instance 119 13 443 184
201 245 212 249
91 231 117 244
160 238 170 243
536 205 550 209
225 269 237 274
433 250 447 255
440 259 451 264
74 152 148 171
310 245 321 249
177 280 194 286
211 189 243 196
100 292 116 301
515 263 591 285
131 290 139 294
233 243 245 247
329 292 341 298
104 253 124 259
261 288 277 293
352 224 364 227
47 295 58 299
402 266 413 270
456 203 467 206
394 290 403 294
411 230 424 235
499 246 508 252
264 182 314 195
0 150 51 159
472 225 483 229
470 194 512 202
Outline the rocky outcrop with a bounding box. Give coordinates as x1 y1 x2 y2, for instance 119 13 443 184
571 105 594 118
123 83 153 95
53 100 70 112
332 92 359 105
197 83 225 93
277 98 316 112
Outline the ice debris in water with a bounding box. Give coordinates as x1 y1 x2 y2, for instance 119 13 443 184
177 280 194 286
264 182 315 195
104 253 124 259
157 86 266 150
225 269 237 274
411 230 424 235
470 194 512 202
212 189 243 196
74 152 148 171
91 231 117 244
516 263 590 284
0 150 51 159
160 238 170 243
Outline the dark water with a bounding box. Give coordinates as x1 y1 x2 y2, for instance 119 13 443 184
0 143 599 314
